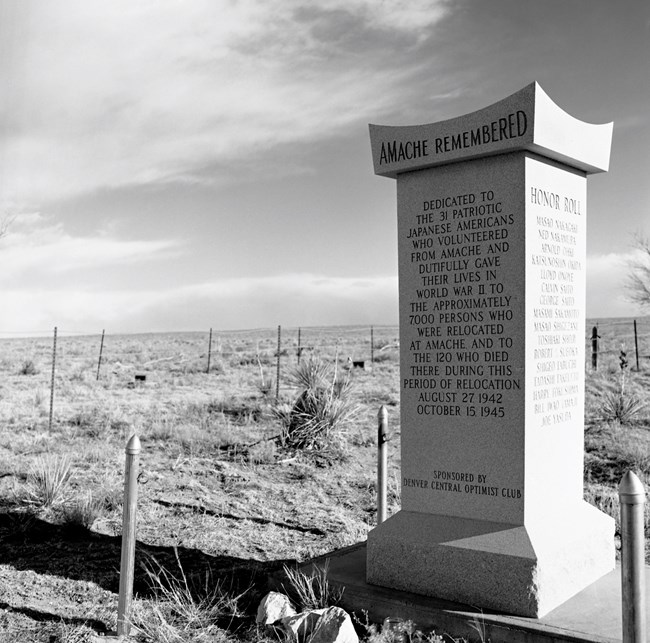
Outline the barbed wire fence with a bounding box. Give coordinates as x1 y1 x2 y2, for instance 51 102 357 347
2 321 648 366
0 324 401 421
0 320 647 429
589 318 650 372
1 320 648 376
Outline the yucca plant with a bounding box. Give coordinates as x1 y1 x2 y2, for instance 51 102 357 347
601 391 646 425
600 357 646 425
289 355 331 391
276 355 358 451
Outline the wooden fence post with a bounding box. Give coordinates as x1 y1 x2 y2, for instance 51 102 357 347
117 434 141 637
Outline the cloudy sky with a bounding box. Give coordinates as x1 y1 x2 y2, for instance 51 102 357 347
1 0 648 335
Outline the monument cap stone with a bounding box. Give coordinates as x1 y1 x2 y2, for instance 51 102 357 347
370 82 612 178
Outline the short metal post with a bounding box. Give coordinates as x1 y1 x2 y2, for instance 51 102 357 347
377 406 388 525
117 434 141 637
619 470 646 643
634 320 639 371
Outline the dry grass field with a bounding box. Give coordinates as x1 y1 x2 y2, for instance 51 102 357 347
0 320 648 642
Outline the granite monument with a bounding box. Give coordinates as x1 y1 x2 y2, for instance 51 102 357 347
366 82 615 618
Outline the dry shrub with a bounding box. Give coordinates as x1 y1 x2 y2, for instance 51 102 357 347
275 356 358 452
19 360 38 375
130 552 243 643
59 490 105 531
281 560 342 611
22 454 73 508
0 509 38 540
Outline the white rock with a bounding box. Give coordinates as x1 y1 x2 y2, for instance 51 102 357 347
307 606 358 643
256 591 297 625
280 608 327 642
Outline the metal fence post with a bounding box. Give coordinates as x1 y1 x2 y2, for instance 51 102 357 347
619 470 646 643
96 329 105 381
591 325 599 371
117 434 141 637
377 405 388 525
48 326 57 431
275 325 281 401
207 327 213 373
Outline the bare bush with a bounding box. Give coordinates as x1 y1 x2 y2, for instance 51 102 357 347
627 234 650 308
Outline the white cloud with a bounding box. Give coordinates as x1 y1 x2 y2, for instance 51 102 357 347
0 272 398 335
0 0 450 206
0 214 178 284
2 244 644 336
0 213 397 334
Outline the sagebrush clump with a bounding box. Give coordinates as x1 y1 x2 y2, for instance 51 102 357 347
19 359 38 375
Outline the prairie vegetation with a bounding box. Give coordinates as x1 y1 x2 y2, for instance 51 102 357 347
0 320 648 641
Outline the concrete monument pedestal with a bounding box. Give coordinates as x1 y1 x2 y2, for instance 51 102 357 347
368 505 613 617
367 83 615 618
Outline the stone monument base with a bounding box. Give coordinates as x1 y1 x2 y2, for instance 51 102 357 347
366 503 614 618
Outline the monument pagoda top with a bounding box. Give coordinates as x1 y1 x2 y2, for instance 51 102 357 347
369 82 612 178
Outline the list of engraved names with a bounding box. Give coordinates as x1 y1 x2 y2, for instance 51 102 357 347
529 186 583 427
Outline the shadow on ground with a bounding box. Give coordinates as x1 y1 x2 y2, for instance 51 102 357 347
0 508 294 635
